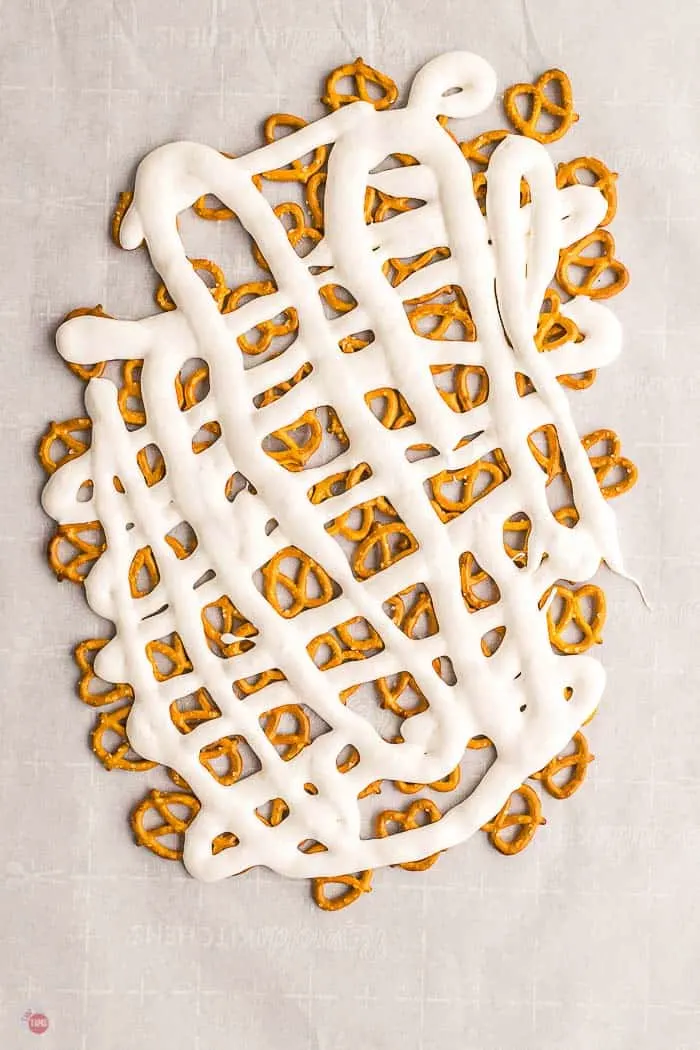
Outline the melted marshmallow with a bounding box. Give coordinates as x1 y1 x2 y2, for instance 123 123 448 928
43 53 628 880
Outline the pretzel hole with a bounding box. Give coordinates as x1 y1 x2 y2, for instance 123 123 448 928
304 782 319 795
225 471 255 502
212 832 239 855
255 798 291 826
165 521 198 559
136 443 166 487
319 284 358 319
175 358 210 409
503 512 532 568
481 626 506 658
336 744 361 774
169 688 222 735
297 839 328 854
238 311 298 369
76 480 94 503
432 655 457 685
339 330 375 354
192 421 222 454
515 372 535 397
193 569 216 590
459 551 501 613
199 734 261 786
546 470 576 520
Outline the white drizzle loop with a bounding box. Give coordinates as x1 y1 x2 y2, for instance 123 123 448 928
43 53 628 881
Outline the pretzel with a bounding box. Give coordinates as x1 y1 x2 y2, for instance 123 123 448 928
321 57 398 112
91 703 157 772
326 495 418 581
376 798 443 872
311 870 374 910
557 229 629 300
170 687 223 735
543 583 606 655
404 284 477 342
199 735 248 786
201 595 257 659
430 363 489 414
259 704 311 760
504 69 578 143
74 638 134 707
155 258 230 312
428 449 511 524
581 428 638 498
224 280 299 356
365 387 416 430
255 113 328 185
38 417 92 475
48 521 106 583
384 584 439 640
253 201 322 270
307 462 372 506
531 730 594 799
307 617 384 671
260 545 337 618
557 156 618 227
460 551 501 613
481 784 546 855
145 632 193 682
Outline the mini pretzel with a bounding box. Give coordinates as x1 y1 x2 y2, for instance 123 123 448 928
224 280 299 357
38 417 92 475
128 545 160 598
428 449 511 524
256 113 328 185
542 583 606 655
430 363 489 414
384 247 450 289
504 69 578 143
325 496 418 581
117 359 146 427
394 764 461 795
174 362 210 411
373 672 429 718
531 730 594 799
62 306 110 380
48 521 106 583
322 57 398 112
260 545 337 618
557 156 618 227
582 428 638 498
404 284 477 342
460 129 511 168
384 584 439 640
460 551 501 613
311 870 374 910
528 423 564 482
481 783 546 855
155 258 230 312
74 638 134 707
557 229 629 300
169 688 222 735
255 361 313 410
255 798 290 827
131 789 200 861
307 617 384 672
307 462 372 506
259 703 311 760
503 512 532 566
201 595 257 659
365 387 416 430
91 703 157 772
253 201 322 270
199 735 247 786
111 190 134 247
376 798 442 872
193 192 236 222
145 632 193 682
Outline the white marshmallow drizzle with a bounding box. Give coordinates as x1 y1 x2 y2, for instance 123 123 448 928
43 53 628 880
